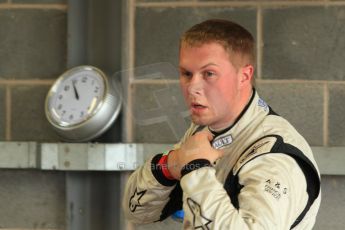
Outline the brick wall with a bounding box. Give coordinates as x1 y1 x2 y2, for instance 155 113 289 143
122 1 345 230
0 0 66 142
0 1 66 229
1 0 345 229
125 0 345 147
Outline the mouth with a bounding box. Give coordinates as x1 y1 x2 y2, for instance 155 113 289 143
190 102 207 113
191 102 206 108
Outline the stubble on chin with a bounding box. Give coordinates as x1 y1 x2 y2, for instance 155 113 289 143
191 115 210 127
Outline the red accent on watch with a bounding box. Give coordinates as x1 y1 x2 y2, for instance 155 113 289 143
158 153 175 180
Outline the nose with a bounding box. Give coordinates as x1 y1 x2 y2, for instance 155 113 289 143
187 76 203 96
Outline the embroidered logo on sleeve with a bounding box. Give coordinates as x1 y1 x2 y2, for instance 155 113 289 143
187 198 212 230
129 188 146 212
239 141 270 164
264 179 288 200
233 136 277 174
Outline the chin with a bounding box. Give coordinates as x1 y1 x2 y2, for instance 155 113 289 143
191 116 211 126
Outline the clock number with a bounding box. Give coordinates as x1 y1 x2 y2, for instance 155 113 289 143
82 76 87 83
57 104 63 110
94 86 99 93
58 95 63 100
64 85 70 91
80 111 85 117
69 114 74 120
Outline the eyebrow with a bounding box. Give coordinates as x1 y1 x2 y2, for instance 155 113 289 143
179 63 219 71
200 63 219 69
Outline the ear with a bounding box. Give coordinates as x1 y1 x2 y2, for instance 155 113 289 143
240 64 254 85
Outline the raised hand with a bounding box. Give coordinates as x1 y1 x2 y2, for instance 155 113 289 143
167 131 224 179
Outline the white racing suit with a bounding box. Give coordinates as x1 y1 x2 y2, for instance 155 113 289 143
123 89 321 229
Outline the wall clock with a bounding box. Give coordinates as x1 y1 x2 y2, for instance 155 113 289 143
45 66 122 142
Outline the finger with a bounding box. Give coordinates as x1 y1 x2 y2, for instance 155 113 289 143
213 150 224 165
201 130 214 142
194 130 211 140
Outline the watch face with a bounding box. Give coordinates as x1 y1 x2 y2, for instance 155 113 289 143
47 67 106 127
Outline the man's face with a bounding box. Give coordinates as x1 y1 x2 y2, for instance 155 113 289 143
179 42 244 130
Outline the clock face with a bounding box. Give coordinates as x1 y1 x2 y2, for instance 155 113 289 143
47 68 105 127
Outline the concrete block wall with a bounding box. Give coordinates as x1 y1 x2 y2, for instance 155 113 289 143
0 1 67 229
0 1 66 142
1 0 345 229
126 0 345 147
122 1 345 229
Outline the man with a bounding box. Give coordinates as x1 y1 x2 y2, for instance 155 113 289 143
123 19 321 229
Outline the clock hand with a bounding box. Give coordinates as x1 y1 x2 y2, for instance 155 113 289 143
72 80 79 100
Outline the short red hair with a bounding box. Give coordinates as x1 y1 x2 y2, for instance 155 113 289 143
180 19 256 73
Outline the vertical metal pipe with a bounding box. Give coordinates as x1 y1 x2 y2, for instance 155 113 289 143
66 0 124 229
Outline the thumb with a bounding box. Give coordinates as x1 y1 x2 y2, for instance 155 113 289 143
204 130 214 142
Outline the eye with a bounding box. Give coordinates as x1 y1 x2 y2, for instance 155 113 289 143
203 71 216 78
180 70 193 78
